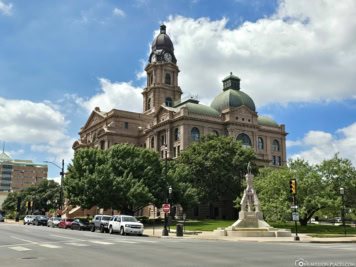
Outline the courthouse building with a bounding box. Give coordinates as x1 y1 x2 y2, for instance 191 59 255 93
72 25 287 219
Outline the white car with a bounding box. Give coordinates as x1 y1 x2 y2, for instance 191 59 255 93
24 215 35 225
108 215 144 236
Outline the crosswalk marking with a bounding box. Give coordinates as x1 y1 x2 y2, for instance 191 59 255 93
40 244 62 249
66 243 89 247
90 241 114 245
9 246 31 251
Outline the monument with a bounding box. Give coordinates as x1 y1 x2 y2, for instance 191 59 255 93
214 163 291 237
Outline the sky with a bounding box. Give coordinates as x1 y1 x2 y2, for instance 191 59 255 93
1 0 356 183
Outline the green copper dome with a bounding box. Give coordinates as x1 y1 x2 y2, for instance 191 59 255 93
257 116 279 127
210 89 256 113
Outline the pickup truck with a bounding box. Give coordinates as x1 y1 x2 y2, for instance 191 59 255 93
91 215 112 233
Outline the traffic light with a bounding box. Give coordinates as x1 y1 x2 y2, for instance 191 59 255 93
290 179 297 194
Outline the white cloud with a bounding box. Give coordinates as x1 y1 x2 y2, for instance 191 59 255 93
149 0 356 107
113 8 125 17
0 1 12 16
75 78 143 113
289 122 356 165
0 97 74 163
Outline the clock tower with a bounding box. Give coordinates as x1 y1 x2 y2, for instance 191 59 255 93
142 25 182 114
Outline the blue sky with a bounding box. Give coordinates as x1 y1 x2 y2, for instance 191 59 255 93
1 0 356 182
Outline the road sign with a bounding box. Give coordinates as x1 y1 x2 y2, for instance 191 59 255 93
292 212 299 221
162 204 170 213
291 205 298 209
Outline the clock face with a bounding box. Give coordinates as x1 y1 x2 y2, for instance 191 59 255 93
164 53 172 62
151 54 157 62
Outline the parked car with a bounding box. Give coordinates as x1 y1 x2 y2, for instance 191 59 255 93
59 218 74 229
24 215 35 225
32 215 48 226
0 215 4 222
47 217 63 228
108 215 144 236
71 218 91 231
91 215 112 233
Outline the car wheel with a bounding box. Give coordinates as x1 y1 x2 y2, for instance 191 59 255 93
91 225 95 232
24 221 26 225
120 227 125 236
100 225 104 233
109 226 113 234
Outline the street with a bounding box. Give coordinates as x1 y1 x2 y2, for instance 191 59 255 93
0 223 355 267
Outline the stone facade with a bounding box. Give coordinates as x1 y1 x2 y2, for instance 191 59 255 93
72 25 288 220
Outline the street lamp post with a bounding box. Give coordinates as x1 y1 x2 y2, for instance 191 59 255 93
340 187 347 236
162 144 169 236
44 160 64 216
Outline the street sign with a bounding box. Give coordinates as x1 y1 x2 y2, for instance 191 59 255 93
291 205 298 209
162 204 170 213
292 212 299 221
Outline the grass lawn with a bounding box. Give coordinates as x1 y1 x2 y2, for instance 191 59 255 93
170 220 356 235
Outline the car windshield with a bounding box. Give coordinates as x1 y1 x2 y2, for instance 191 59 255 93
38 216 48 219
66 219 74 222
79 219 89 223
122 216 137 222
54 218 62 221
102 216 111 221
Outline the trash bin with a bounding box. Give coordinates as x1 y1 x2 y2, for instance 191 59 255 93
176 223 183 237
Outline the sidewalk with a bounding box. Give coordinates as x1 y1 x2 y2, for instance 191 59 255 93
143 226 356 243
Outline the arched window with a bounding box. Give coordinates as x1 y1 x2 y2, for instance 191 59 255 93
236 133 252 148
151 136 154 149
272 140 280 151
165 97 173 107
147 98 151 110
174 128 180 141
165 73 171 85
212 130 219 137
191 127 200 141
258 137 264 149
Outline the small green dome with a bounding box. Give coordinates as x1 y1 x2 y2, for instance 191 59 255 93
257 116 279 127
210 89 256 113
182 102 220 117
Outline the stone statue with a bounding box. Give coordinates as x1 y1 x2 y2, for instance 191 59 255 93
240 162 260 212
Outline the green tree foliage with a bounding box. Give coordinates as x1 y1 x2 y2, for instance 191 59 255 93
173 135 256 204
2 180 60 214
65 144 165 215
254 156 356 226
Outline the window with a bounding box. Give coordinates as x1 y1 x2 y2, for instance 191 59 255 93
124 122 129 129
165 73 171 85
236 133 252 148
272 156 276 166
212 130 219 136
177 146 180 156
151 136 154 149
160 134 165 146
165 97 173 107
173 147 177 158
100 140 105 150
278 156 282 166
174 128 180 141
191 127 200 141
161 150 164 159
258 137 264 149
150 74 153 85
272 140 280 151
147 98 151 110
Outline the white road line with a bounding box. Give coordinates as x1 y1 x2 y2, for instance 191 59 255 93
129 240 157 243
10 236 38 244
50 234 86 241
40 244 62 249
9 246 31 251
90 241 114 245
66 243 89 247
114 240 138 244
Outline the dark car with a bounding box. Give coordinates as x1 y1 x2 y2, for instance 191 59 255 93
71 218 91 231
33 215 48 226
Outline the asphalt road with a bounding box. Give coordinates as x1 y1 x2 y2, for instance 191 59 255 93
0 223 355 267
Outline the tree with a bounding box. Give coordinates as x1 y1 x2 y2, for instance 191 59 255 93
65 144 165 215
173 134 256 205
254 158 346 226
